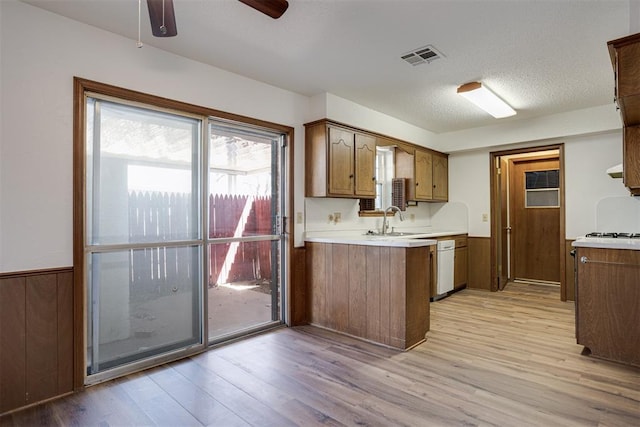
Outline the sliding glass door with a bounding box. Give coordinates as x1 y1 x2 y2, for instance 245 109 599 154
207 121 285 342
85 97 204 379
82 91 287 382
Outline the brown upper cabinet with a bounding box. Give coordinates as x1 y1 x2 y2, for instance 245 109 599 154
305 119 448 202
608 33 640 126
305 120 376 198
608 33 640 195
432 151 449 201
396 148 449 202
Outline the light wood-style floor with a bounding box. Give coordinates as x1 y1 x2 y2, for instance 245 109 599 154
2 283 639 426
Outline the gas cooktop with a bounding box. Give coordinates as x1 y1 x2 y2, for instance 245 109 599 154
584 232 640 239
575 232 640 250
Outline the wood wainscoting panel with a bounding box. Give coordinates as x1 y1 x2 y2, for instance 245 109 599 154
404 246 430 347
467 237 492 291
306 242 429 350
25 274 59 404
56 271 74 395
388 247 408 349
365 246 382 343
306 243 326 327
347 245 367 337
0 277 27 414
329 244 350 331
290 247 307 326
0 268 74 415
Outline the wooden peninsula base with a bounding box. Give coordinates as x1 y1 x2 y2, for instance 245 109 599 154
306 242 432 350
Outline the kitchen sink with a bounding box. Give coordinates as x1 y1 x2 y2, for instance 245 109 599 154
363 231 422 237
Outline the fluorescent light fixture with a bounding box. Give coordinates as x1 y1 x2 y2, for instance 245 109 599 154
457 82 516 118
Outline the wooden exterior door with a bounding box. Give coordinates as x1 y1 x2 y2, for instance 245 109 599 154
510 157 561 283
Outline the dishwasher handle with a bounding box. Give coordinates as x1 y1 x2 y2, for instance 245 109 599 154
437 239 456 251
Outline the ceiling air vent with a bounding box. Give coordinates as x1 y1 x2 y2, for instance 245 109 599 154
401 44 444 66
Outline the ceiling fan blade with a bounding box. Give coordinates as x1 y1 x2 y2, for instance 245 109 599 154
238 0 289 19
147 0 177 37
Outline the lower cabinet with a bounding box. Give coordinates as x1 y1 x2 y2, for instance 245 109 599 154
306 242 430 350
575 247 640 367
0 269 74 414
453 236 468 290
431 234 468 298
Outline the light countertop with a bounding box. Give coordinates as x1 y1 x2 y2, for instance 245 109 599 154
304 229 466 248
572 237 640 251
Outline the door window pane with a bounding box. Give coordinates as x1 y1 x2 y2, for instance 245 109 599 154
208 241 279 339
526 189 559 207
85 97 203 377
86 99 201 245
525 170 559 189
525 170 559 208
208 122 283 342
87 246 201 373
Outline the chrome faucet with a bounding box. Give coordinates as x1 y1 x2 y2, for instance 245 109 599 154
382 205 405 235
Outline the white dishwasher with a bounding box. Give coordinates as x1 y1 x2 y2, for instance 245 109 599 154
436 240 455 297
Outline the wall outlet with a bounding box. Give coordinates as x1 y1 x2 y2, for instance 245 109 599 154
296 212 303 224
410 213 415 222
482 213 489 222
334 212 341 223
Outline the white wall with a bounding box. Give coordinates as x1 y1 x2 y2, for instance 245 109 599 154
0 0 4 268
0 1 309 272
322 93 438 148
565 131 629 237
448 151 492 236
434 104 621 153
448 130 628 238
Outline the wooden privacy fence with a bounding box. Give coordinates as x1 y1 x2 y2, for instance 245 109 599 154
128 191 274 297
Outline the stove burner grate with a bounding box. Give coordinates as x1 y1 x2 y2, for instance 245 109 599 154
585 232 640 239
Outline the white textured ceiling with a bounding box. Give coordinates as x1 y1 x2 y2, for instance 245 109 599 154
22 0 633 133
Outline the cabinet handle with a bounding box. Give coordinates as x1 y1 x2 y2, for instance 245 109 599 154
416 182 419 186
372 177 376 181
349 174 354 178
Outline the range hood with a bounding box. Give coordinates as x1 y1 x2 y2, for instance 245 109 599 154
607 163 623 178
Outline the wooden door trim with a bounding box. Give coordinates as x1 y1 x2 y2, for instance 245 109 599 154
489 144 566 299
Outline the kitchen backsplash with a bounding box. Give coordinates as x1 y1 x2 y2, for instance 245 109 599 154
596 196 640 232
304 198 468 234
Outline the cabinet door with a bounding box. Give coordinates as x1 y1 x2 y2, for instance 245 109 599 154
354 133 376 197
624 126 640 195
414 149 433 200
328 127 355 196
454 246 468 289
432 152 448 201
395 149 416 201
576 247 640 366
